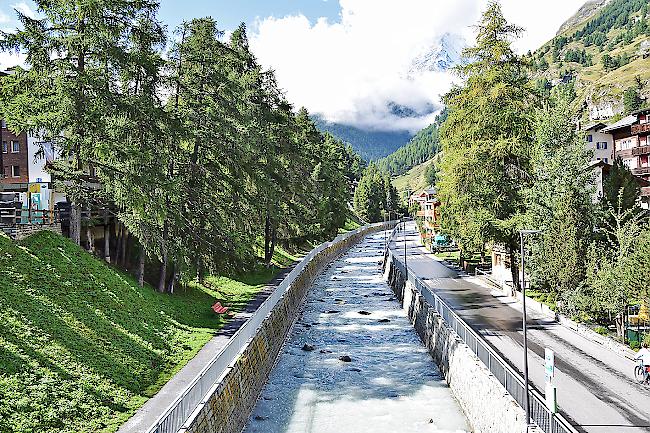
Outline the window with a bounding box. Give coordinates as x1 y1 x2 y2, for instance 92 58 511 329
1 141 6 154
602 142 607 149
604 157 608 163
587 135 593 142
11 165 20 177
11 141 19 153
1 120 6 128
596 142 600 149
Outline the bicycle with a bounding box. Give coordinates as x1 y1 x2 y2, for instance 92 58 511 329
634 359 650 384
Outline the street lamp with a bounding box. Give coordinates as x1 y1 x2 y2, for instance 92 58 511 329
520 229 542 431
403 217 408 280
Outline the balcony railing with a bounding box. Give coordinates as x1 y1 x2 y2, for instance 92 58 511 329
632 123 650 135
632 166 650 176
632 145 650 156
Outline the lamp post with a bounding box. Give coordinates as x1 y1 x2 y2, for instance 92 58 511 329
520 229 541 431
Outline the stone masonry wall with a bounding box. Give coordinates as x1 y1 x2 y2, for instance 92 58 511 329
386 260 527 433
181 224 389 433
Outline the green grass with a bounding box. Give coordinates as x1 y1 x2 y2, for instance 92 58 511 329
392 158 436 197
338 217 361 234
0 231 283 433
434 250 460 262
526 290 557 311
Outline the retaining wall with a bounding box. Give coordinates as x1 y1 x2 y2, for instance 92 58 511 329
385 259 527 433
181 223 389 433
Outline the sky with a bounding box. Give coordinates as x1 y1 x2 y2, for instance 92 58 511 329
0 0 587 133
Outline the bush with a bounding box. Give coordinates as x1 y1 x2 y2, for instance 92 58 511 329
594 326 608 336
631 341 641 351
642 333 650 347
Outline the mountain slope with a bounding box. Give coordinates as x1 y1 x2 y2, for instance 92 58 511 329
312 115 412 161
376 109 447 176
531 0 650 119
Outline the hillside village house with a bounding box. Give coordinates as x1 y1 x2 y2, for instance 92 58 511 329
410 185 441 246
584 122 613 164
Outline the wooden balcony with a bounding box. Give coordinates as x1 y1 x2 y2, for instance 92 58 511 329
416 210 425 217
632 123 650 135
641 186 650 197
632 145 650 156
633 166 650 176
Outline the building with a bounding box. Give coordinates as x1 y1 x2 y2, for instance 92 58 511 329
1 120 29 185
410 185 441 245
602 108 650 204
583 122 613 164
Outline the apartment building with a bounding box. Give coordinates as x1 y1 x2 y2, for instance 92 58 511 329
583 122 613 164
1 120 29 185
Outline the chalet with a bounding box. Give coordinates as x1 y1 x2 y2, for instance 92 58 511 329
602 108 650 204
410 185 441 245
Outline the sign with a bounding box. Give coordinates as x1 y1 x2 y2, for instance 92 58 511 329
545 348 554 383
28 183 41 194
545 383 558 414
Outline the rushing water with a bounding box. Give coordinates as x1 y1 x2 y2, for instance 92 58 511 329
242 231 471 433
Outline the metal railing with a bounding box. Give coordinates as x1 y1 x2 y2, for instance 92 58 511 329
147 221 395 433
386 225 579 433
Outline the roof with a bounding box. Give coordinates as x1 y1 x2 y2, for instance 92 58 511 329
583 122 606 132
602 115 637 133
424 185 437 195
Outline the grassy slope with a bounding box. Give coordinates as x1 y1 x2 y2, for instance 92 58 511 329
0 231 282 433
392 158 436 197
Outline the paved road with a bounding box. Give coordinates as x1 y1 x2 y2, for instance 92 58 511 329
243 231 470 433
118 265 296 433
391 222 650 433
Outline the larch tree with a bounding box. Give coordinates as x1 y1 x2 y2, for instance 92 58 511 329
437 1 535 289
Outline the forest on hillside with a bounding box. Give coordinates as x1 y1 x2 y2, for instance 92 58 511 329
376 110 447 176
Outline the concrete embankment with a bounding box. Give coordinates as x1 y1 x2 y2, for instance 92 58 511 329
384 255 527 433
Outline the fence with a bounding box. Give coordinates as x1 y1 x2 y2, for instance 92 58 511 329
147 221 395 433
385 223 579 433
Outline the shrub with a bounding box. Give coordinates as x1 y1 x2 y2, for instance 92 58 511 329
630 341 641 351
594 326 608 336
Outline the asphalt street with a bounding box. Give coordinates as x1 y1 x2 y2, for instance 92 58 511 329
390 222 650 433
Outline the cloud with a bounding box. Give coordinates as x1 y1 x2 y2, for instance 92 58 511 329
249 0 586 133
11 2 36 19
250 0 480 133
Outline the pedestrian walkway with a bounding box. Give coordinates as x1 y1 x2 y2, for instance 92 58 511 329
117 265 296 433
392 222 650 433
242 231 469 433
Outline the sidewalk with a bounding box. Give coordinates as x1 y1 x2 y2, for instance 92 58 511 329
117 264 296 433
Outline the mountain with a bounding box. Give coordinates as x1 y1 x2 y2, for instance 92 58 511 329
377 109 447 176
409 32 465 73
556 0 611 36
312 115 412 161
530 0 650 120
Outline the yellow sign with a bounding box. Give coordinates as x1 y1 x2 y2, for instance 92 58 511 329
28 183 41 194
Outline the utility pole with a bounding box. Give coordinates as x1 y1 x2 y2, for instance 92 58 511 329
520 229 541 431
403 218 408 281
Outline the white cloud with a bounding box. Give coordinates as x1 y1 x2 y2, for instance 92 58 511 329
249 0 586 133
11 2 36 19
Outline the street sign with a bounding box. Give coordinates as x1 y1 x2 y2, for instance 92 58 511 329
545 348 554 383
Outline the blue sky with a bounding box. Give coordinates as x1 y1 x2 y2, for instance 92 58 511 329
158 0 341 34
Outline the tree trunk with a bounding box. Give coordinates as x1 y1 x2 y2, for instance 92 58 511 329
264 212 272 266
70 203 82 246
86 225 94 253
166 262 177 294
615 311 625 340
137 243 145 288
103 209 110 262
508 243 520 294
120 230 129 268
157 219 169 293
